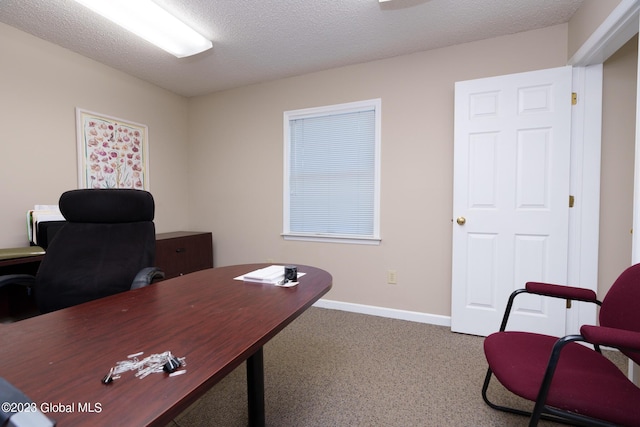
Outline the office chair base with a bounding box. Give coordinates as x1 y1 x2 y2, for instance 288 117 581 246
481 368 618 427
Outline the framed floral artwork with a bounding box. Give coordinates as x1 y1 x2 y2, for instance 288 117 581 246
76 108 149 190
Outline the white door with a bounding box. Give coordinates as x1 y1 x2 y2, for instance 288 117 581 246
451 66 572 337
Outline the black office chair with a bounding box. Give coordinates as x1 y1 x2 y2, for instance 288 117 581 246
0 189 163 314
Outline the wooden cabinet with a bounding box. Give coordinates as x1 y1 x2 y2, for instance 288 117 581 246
155 232 213 279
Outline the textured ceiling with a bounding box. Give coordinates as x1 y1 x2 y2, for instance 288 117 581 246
0 0 584 97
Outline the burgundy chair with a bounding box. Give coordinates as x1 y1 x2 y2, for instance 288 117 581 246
482 263 640 427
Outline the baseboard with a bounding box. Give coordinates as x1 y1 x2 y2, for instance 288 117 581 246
313 299 451 327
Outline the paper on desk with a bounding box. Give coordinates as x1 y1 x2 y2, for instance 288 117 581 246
234 265 305 284
26 205 64 244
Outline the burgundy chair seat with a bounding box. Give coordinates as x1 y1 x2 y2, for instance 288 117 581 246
485 331 640 426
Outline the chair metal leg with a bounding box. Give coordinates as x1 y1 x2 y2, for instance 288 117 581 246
498 289 528 331
482 367 532 418
483 365 614 427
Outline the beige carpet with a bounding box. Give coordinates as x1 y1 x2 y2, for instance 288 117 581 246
167 307 628 427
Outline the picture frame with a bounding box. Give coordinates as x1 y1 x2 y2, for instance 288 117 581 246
76 108 150 190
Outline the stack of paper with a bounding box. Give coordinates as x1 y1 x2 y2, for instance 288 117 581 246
27 205 65 245
238 265 285 284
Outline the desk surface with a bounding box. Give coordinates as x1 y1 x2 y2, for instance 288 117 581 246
0 246 44 266
0 264 332 426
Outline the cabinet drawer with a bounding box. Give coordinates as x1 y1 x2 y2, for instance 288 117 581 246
155 232 213 279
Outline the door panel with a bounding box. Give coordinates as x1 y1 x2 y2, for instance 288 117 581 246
451 66 572 337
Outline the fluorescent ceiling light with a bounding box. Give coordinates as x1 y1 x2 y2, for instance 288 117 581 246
74 0 212 58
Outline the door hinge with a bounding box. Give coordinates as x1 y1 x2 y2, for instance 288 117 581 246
569 195 575 208
572 92 577 105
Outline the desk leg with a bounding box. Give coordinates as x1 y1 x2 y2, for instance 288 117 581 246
246 347 265 427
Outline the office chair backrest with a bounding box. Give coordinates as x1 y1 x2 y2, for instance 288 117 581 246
35 189 156 313
599 263 640 365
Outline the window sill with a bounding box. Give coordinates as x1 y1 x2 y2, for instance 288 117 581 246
282 233 381 245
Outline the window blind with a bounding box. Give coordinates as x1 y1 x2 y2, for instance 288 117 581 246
288 108 376 237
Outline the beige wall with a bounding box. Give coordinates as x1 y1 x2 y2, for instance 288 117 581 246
568 0 622 59
599 35 638 297
0 3 629 318
0 22 191 247
188 24 570 316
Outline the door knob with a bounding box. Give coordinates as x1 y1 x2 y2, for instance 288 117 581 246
456 217 466 226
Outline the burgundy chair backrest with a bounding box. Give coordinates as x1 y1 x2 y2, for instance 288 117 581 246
599 263 640 365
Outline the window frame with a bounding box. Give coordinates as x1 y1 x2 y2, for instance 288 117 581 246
282 98 382 245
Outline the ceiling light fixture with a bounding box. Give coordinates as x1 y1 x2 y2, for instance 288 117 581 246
73 0 212 58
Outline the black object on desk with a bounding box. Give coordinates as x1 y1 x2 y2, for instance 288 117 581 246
0 377 55 426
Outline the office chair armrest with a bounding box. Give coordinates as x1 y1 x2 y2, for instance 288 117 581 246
499 283 599 332
580 325 640 352
0 274 36 289
525 282 599 303
130 267 165 290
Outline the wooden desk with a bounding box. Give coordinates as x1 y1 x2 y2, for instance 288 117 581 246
0 264 332 426
0 246 44 272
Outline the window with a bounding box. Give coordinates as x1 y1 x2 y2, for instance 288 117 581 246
283 99 381 244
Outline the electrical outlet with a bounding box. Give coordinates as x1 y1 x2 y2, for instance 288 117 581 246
387 270 397 284
266 258 275 263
